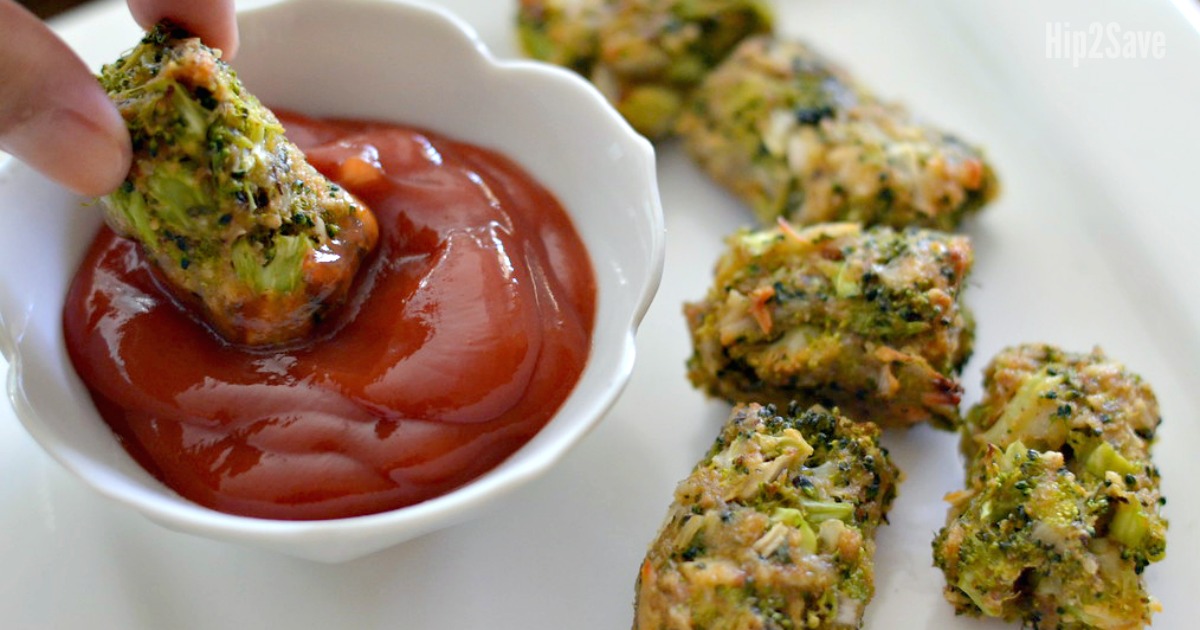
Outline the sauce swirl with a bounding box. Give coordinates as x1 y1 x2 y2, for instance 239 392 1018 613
63 113 596 520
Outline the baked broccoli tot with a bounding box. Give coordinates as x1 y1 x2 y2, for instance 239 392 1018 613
677 36 998 230
634 403 900 629
685 221 974 429
516 0 605 75
518 0 774 139
933 344 1166 629
99 23 378 346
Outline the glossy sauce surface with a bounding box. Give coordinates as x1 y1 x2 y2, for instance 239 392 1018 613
63 113 596 520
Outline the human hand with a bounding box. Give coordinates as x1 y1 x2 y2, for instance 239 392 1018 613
0 0 237 196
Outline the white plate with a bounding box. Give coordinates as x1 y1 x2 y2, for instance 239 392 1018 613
2 0 1198 627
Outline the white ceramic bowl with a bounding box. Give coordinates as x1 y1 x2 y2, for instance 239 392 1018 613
0 0 664 562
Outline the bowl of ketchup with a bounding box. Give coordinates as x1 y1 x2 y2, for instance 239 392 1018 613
0 0 664 562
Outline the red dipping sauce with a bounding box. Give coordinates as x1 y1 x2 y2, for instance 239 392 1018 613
63 113 596 520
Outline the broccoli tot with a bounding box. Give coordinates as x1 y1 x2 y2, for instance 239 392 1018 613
516 0 774 139
634 403 900 629
677 36 999 230
684 222 974 429
99 23 379 346
516 0 606 75
934 344 1167 629
592 0 774 139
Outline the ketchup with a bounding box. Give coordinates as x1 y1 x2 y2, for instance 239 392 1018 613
63 113 596 520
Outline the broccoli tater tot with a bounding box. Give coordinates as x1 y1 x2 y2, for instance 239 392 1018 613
635 403 900 629
516 0 605 75
685 222 974 429
517 0 774 139
99 23 378 346
934 344 1166 628
593 0 774 138
678 36 998 230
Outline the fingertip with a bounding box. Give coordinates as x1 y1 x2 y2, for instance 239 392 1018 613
72 105 134 197
221 26 240 61
127 0 239 58
64 80 133 196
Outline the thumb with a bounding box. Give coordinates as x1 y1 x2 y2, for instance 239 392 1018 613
0 0 131 197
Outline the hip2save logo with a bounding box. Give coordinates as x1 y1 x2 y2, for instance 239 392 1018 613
1046 22 1167 66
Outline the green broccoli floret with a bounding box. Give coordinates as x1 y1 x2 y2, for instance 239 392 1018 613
99 23 378 346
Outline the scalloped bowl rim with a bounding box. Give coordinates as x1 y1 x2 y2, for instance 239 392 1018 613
0 0 664 562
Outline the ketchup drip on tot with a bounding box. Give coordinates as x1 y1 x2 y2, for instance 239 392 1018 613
63 113 596 520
